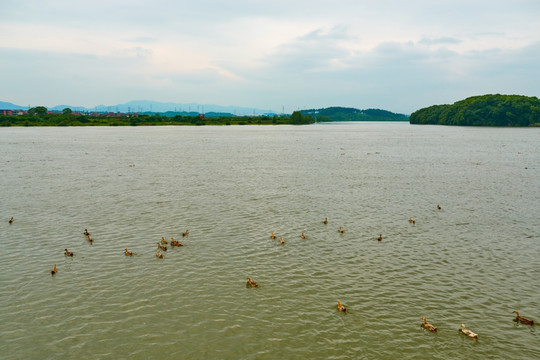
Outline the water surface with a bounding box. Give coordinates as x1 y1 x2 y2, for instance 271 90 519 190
1 123 539 359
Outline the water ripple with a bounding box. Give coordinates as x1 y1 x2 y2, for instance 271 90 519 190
1 125 539 359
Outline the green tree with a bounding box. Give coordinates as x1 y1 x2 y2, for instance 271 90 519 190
28 106 48 116
410 94 540 126
290 111 314 124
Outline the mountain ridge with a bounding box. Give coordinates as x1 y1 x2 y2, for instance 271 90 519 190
0 101 27 110
0 100 276 116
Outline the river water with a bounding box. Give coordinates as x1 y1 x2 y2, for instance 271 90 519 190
0 123 539 359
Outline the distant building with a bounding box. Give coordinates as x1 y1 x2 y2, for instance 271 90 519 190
0 109 26 115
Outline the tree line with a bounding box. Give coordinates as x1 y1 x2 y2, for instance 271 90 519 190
409 94 540 126
0 109 315 126
299 107 409 122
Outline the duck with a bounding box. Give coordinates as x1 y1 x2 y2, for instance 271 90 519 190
170 239 183 247
246 277 258 288
83 229 90 236
182 229 189 237
64 248 74 257
337 300 346 312
280 236 285 245
514 310 534 325
377 234 383 241
338 226 344 233
156 250 163 258
437 204 442 210
9 217 14 224
161 237 168 245
409 217 416 224
51 264 57 275
270 231 276 239
86 235 93 243
157 243 167 251
460 324 478 338
323 217 328 224
300 232 306 239
421 316 437 332
124 248 133 256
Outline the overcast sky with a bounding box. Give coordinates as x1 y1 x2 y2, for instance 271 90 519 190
1 0 540 114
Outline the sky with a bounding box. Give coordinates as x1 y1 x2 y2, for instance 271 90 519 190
1 0 540 114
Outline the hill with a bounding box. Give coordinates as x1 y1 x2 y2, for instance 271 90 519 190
0 100 274 116
299 107 409 122
409 94 540 126
0 101 26 110
51 100 274 116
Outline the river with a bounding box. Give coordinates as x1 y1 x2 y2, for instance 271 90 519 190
1 123 538 359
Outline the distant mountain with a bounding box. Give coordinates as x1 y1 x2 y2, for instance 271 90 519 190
49 104 75 111
0 101 26 110
1 100 275 116
299 106 409 122
50 100 275 116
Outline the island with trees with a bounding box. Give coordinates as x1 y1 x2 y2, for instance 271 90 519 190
409 94 540 126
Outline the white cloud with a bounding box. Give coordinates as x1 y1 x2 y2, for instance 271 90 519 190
418 37 462 46
1 0 540 113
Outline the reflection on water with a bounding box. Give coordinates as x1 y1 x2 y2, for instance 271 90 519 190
1 124 539 359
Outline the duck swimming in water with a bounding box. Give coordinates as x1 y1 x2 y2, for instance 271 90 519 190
124 248 133 256
409 217 416 224
300 232 306 239
51 264 57 275
170 238 183 247
421 316 437 332
182 229 189 237
514 310 534 325
157 243 167 251
337 300 346 312
156 250 163 258
338 226 344 233
161 237 168 245
86 235 93 243
323 217 328 224
460 324 478 338
83 229 90 236
280 236 285 245
64 249 74 257
246 277 258 288
270 231 276 239
9 217 14 224
377 234 383 241
437 204 441 210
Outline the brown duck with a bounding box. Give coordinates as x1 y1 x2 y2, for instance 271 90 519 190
514 310 534 325
421 316 437 332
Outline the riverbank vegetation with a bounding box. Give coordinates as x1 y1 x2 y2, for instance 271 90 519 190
410 94 540 126
0 109 315 126
0 105 408 126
